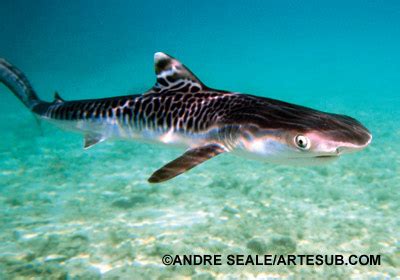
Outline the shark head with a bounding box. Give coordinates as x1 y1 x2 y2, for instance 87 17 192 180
234 97 372 165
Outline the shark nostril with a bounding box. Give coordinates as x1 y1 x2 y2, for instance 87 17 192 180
336 147 345 154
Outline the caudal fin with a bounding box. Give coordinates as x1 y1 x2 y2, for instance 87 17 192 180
0 58 41 110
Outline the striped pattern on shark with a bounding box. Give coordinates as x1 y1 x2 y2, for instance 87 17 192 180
0 52 372 183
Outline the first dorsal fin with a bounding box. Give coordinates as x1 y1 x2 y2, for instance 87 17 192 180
54 91 64 103
152 52 205 93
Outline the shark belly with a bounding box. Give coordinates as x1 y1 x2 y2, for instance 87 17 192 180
41 113 215 150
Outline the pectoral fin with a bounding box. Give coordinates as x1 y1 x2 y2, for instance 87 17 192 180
148 144 226 183
84 134 105 149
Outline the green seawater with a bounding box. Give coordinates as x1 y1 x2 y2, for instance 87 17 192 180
0 1 399 278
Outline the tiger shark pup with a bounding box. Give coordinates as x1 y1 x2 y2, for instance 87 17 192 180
0 53 372 183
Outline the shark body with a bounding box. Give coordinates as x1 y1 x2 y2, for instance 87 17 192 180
0 52 372 182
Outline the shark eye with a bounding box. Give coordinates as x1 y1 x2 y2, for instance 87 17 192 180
295 135 311 150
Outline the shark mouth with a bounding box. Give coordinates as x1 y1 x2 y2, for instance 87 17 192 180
315 155 339 158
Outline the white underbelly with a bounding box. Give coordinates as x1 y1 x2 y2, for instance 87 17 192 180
42 117 213 149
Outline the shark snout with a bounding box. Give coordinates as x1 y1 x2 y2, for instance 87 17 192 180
333 114 372 153
335 131 372 155
313 113 372 156
305 113 372 157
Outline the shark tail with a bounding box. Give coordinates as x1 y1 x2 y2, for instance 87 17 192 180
0 58 45 111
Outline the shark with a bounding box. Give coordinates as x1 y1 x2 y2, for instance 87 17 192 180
0 52 372 183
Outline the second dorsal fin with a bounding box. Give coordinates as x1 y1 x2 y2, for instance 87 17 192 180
152 52 205 93
54 91 64 103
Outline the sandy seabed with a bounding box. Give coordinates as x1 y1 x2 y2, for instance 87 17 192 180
0 108 398 279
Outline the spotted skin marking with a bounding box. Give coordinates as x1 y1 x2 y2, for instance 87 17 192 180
38 85 369 147
43 90 235 134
